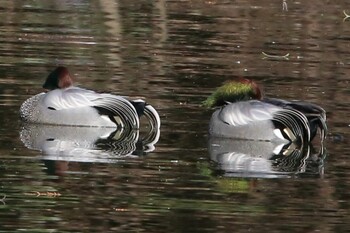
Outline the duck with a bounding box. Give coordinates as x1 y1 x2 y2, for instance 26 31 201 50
20 66 161 130
203 79 327 145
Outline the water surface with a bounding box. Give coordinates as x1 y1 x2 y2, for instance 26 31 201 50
0 0 350 232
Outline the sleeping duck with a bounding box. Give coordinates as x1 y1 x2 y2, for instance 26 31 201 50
20 66 160 130
204 79 327 145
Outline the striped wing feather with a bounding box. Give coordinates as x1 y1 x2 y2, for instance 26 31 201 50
264 98 327 141
43 87 139 129
218 100 312 143
93 95 139 129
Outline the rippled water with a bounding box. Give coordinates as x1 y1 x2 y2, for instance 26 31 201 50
1 0 350 232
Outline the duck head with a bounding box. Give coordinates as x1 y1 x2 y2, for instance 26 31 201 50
203 79 262 108
43 66 73 90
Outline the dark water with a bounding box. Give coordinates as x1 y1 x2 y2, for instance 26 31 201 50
1 0 350 232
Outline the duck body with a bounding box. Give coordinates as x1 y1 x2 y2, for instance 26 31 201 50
20 87 121 127
206 80 327 144
20 67 160 129
209 100 284 142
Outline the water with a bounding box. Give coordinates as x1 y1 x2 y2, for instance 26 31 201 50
0 0 350 232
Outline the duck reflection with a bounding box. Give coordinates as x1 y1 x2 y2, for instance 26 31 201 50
208 137 326 178
20 124 160 175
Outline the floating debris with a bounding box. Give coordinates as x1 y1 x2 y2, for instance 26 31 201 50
0 195 6 205
25 191 61 197
262 52 290 59
343 10 350 22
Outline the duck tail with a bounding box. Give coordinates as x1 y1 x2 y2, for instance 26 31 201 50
317 113 328 142
144 104 161 130
130 100 161 130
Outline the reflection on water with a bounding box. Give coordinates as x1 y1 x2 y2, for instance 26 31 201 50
209 137 326 178
0 0 350 232
20 123 160 163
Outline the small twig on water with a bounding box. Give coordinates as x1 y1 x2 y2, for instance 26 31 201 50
343 10 350 22
25 191 61 197
113 208 128 212
262 52 290 59
35 191 61 197
0 195 6 205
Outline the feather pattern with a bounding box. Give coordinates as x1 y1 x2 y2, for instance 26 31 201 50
31 86 140 128
218 100 280 126
92 94 140 129
264 98 326 142
273 108 310 143
216 100 312 143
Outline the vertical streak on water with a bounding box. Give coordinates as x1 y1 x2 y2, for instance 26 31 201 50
154 0 168 78
99 0 122 69
157 0 168 44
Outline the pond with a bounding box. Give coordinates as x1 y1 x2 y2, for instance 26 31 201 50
0 0 350 232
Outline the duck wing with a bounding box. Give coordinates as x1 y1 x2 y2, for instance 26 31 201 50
263 98 326 118
264 98 327 141
218 100 281 126
43 87 139 129
218 100 311 144
42 87 95 110
92 94 139 129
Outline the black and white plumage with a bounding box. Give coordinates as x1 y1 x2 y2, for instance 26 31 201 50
20 67 161 130
206 80 327 144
